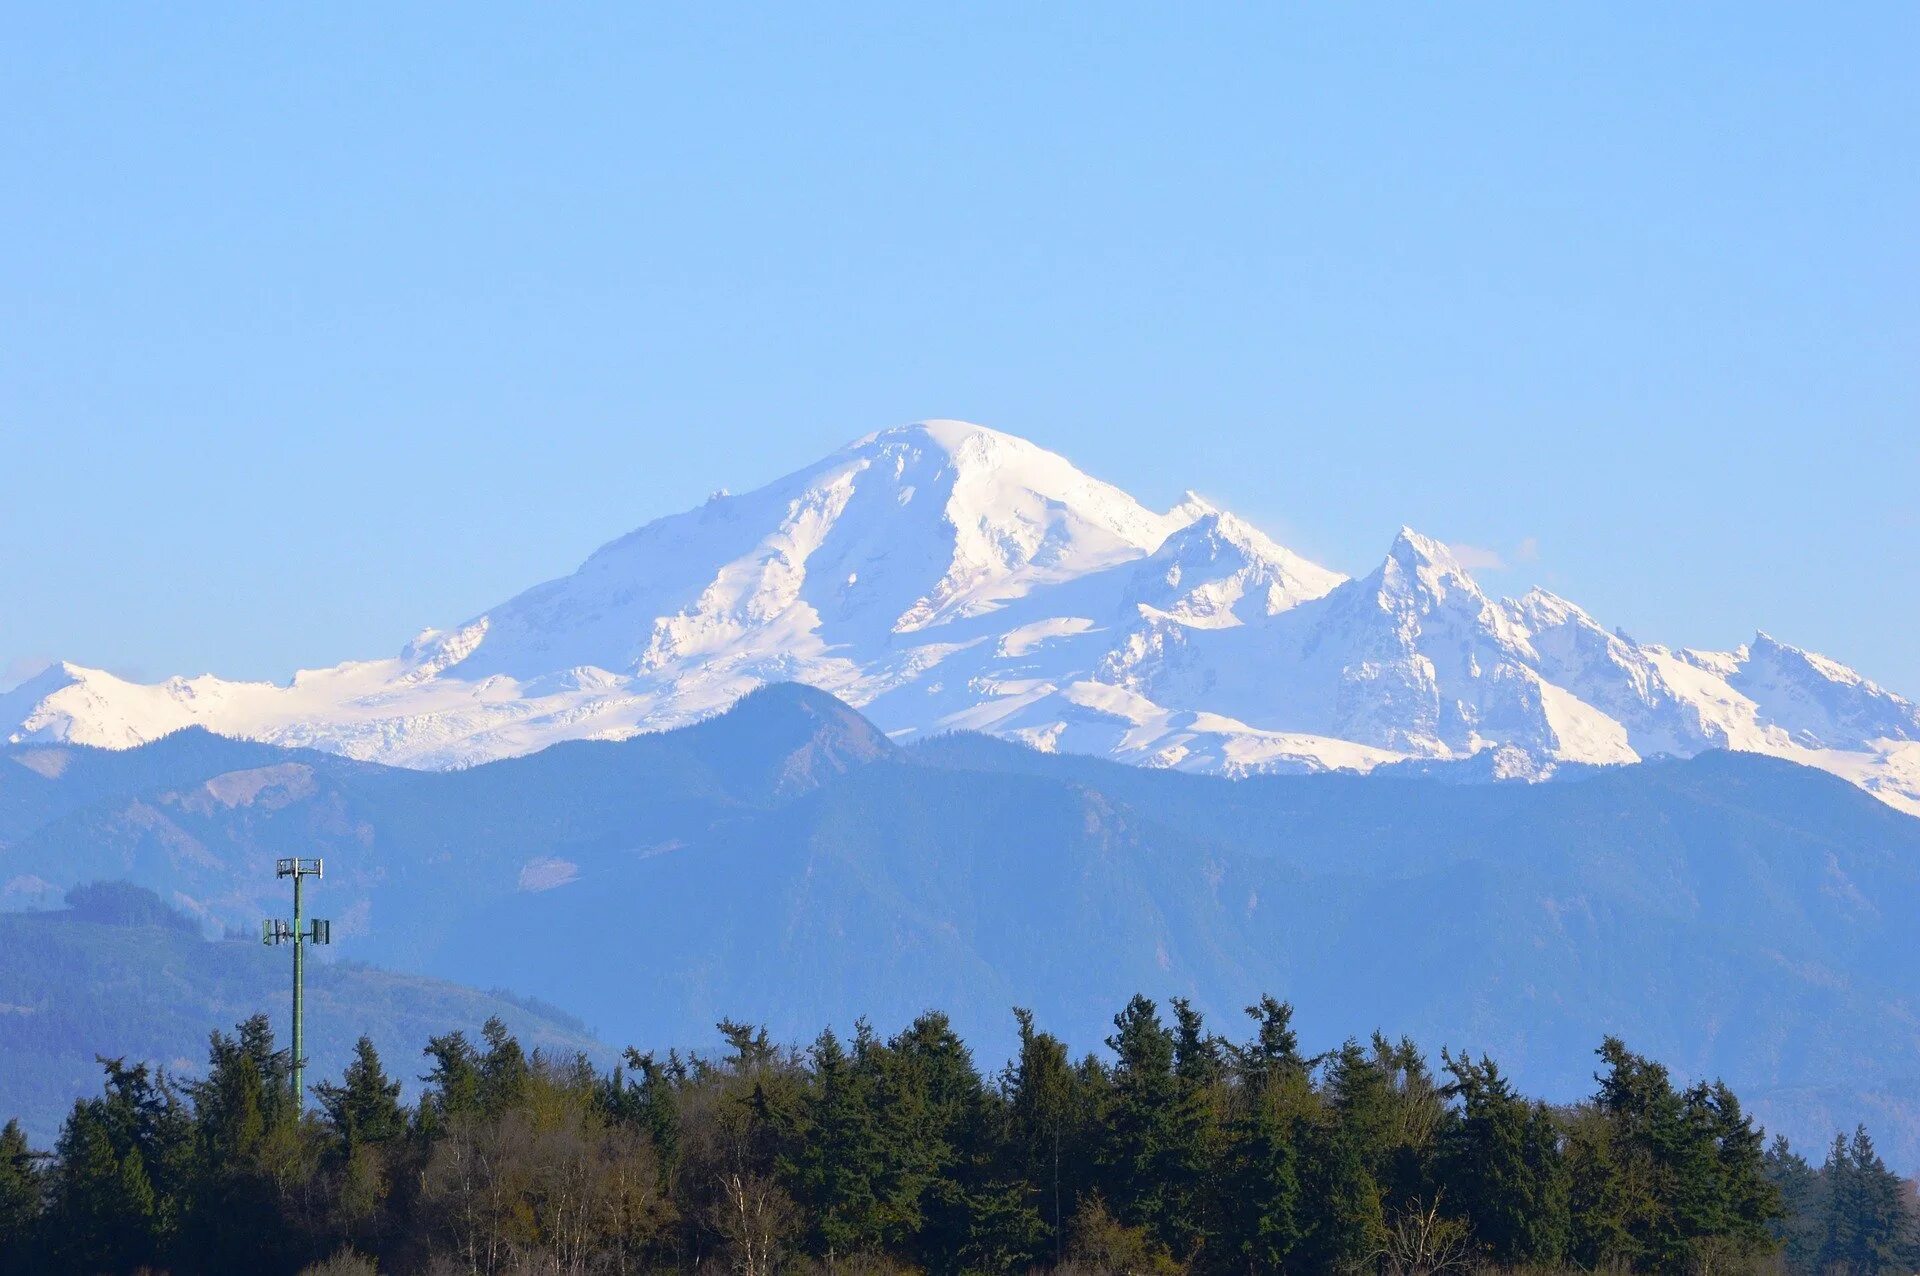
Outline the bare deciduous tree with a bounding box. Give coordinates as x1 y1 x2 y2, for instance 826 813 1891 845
708 1169 796 1276
1365 1192 1471 1276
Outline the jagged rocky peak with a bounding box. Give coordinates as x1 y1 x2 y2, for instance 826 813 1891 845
1732 631 1920 747
1512 586 1597 629
1747 630 1889 694
1129 502 1345 624
1508 586 1643 675
1379 526 1483 595
1347 527 1532 653
1166 489 1221 523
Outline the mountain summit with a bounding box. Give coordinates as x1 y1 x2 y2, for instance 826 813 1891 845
8 421 1918 812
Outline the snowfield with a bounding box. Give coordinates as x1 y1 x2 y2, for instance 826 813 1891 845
8 420 1918 815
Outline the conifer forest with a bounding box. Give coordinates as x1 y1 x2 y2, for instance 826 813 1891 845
3 996 1914 1275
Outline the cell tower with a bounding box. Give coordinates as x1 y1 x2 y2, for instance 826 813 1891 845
263 857 330 1104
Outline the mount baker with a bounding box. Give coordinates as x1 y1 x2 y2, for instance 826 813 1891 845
7 420 1918 814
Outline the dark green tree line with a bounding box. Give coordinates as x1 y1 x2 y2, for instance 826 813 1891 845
0 999 1910 1274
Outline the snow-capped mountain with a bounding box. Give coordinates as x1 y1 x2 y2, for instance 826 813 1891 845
9 420 1920 814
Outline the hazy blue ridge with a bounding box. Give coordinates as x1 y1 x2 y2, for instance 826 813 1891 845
0 884 606 1148
3 683 1917 1169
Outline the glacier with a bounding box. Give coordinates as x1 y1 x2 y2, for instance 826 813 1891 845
7 419 1919 814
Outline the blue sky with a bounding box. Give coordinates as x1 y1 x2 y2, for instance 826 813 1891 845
4 5 1916 692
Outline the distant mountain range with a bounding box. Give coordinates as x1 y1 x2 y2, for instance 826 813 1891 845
4 685 1919 1167
6 420 1917 813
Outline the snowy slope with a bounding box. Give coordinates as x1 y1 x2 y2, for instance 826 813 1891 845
8 420 1918 814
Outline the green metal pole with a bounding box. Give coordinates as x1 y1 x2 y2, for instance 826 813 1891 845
265 857 327 1109
292 867 305 1105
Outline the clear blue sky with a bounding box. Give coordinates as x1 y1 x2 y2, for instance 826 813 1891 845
4 5 1916 692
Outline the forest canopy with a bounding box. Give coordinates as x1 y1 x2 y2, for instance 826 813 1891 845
1 996 1914 1275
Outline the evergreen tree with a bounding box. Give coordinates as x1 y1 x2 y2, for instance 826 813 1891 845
1520 1101 1573 1261
1161 998 1225 1261
1098 995 1182 1246
1438 1051 1568 1267
477 1016 531 1116
45 1100 134 1271
1170 997 1225 1090
182 1016 306 1270
1325 1038 1395 1154
1218 998 1320 1271
314 1036 406 1154
0 1120 44 1275
604 1046 685 1178
311 1035 408 1255
1584 1037 1781 1271
43 1059 190 1272
1000 1006 1081 1264
1362 1033 1447 1211
417 1029 482 1132
1820 1125 1919 1274
1592 1035 1692 1267
1565 1103 1635 1270
1227 995 1305 1092
188 1015 285 1163
784 1028 886 1257
1764 1135 1825 1274
1294 1114 1384 1271
1219 1069 1305 1271
873 1010 988 1269
1693 1079 1780 1264
717 1017 780 1071
950 1172 1047 1274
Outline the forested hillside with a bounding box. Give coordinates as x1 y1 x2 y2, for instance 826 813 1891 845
0 885 604 1146
3 997 1915 1274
